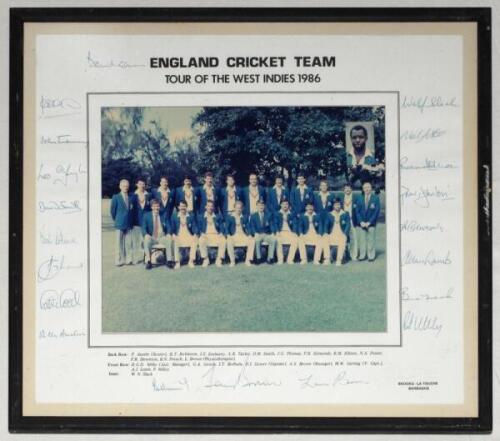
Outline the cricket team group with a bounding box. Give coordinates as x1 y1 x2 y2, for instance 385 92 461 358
109 171 381 270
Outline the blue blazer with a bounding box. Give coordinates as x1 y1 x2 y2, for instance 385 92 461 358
131 192 152 227
175 187 200 213
290 186 315 214
110 193 134 231
354 193 381 227
298 213 324 235
313 192 335 217
151 188 175 218
225 213 252 236
324 211 351 236
197 186 220 214
141 210 171 236
197 213 225 234
274 211 300 234
266 186 290 213
242 185 267 215
249 211 276 235
339 193 358 226
219 186 243 213
170 212 198 235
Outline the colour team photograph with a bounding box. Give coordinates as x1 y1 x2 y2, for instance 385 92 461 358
100 105 387 333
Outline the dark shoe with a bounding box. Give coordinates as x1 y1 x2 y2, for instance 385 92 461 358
267 259 274 265
145 262 152 270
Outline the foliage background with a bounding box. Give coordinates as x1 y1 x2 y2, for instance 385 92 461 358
101 106 385 196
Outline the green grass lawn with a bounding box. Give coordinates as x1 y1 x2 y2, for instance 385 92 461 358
101 202 386 333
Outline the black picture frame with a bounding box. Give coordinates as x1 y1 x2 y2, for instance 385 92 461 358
9 7 492 434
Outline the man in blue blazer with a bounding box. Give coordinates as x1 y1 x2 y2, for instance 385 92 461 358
275 199 301 265
298 201 324 264
219 174 242 215
142 199 173 270
198 171 219 215
197 200 226 267
110 179 134 266
152 175 175 219
339 183 358 260
225 200 255 267
354 180 381 261
323 198 351 266
175 176 199 214
242 173 267 216
170 200 199 269
266 175 290 213
313 179 334 218
130 177 151 264
290 173 314 215
249 199 277 264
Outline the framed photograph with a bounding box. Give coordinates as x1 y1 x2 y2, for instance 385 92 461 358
9 7 492 433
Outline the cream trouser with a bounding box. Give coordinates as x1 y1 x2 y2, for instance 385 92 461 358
226 233 255 263
173 232 198 263
298 231 323 263
323 228 347 264
199 233 226 260
115 229 133 266
131 226 145 263
277 231 299 264
357 226 376 261
144 234 173 263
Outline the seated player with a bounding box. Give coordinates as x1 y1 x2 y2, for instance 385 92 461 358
275 199 301 265
354 180 381 261
266 175 289 213
298 201 324 265
170 200 198 269
142 199 173 270
323 198 351 266
225 200 255 267
249 199 277 265
197 200 226 268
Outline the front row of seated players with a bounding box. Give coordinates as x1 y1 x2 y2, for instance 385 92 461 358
140 197 355 270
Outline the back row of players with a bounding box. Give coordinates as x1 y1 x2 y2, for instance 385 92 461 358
110 172 381 269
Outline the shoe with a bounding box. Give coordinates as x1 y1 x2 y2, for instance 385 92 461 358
216 259 223 268
287 261 294 265
335 261 342 267
352 257 358 261
313 261 320 265
174 262 181 270
202 258 209 268
245 261 252 267
145 262 152 270
323 261 331 266
188 261 195 269
300 260 307 265
229 262 236 268
277 261 283 265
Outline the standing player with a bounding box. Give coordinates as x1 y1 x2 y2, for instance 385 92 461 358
197 200 226 268
153 175 175 219
313 178 334 218
354 180 380 261
130 177 151 264
298 201 324 265
340 183 358 260
290 173 314 215
170 200 198 269
249 199 277 265
323 198 351 266
225 200 255 267
175 176 199 214
110 179 134 266
142 199 173 270
267 175 289 214
242 173 266 216
198 171 219 214
275 199 301 265
219 173 242 215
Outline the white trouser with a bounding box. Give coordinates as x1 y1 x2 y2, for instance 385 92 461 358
173 233 198 263
131 226 145 263
298 231 323 263
199 233 226 261
357 226 376 261
144 234 173 263
254 233 277 262
277 231 299 264
348 222 358 259
115 229 133 265
227 233 255 264
323 228 347 264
